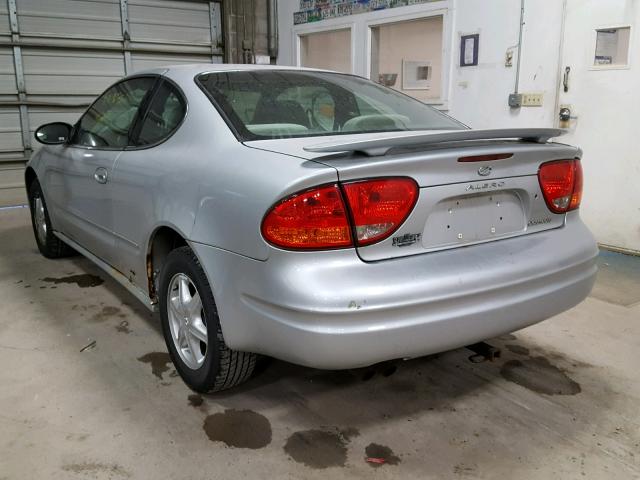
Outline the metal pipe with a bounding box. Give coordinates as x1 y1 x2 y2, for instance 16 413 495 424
267 0 278 63
553 0 568 127
514 0 525 94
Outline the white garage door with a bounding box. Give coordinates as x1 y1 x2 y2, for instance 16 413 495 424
0 0 222 206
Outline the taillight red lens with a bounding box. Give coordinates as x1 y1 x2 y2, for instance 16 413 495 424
569 160 583 210
261 184 352 249
342 178 418 246
538 159 583 213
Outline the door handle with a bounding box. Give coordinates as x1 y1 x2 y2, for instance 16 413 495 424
94 168 108 184
563 66 571 92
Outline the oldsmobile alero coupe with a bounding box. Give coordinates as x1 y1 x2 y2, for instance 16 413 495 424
25 65 598 392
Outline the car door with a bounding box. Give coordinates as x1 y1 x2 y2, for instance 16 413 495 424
109 78 188 287
43 76 158 264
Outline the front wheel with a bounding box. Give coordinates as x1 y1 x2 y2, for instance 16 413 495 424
28 179 75 258
158 246 257 393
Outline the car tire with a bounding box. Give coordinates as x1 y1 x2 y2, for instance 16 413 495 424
159 246 257 393
28 179 75 259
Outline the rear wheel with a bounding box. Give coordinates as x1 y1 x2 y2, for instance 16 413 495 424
28 179 75 258
159 246 257 393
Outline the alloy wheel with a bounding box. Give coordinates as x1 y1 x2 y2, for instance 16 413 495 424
34 196 47 245
167 273 208 370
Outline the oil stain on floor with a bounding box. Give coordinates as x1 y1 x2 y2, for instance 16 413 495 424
500 356 581 395
188 394 204 407
505 344 530 356
284 429 355 469
90 305 125 323
41 273 104 288
137 352 172 380
203 409 271 449
364 443 401 468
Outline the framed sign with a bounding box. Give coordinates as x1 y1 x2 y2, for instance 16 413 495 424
460 34 479 67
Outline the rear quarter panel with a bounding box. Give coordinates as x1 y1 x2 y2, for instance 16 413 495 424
162 68 339 262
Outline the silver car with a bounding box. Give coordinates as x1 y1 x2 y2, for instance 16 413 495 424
25 65 598 392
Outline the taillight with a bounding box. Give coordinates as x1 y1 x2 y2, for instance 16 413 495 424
538 159 583 213
262 177 418 250
342 178 418 246
261 184 352 249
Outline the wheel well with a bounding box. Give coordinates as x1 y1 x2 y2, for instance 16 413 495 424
147 226 188 301
24 167 37 194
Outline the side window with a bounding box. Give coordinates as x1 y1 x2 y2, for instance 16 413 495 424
73 77 155 148
136 81 187 146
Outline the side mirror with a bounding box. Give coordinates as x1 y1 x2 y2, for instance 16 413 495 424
35 122 72 145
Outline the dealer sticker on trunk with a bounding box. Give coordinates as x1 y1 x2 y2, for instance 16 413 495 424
392 233 422 247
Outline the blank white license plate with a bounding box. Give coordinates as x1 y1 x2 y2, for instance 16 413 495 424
422 191 525 249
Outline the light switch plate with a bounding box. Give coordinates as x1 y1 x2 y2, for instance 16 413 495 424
521 93 544 107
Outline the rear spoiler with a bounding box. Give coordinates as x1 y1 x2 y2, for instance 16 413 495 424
303 128 566 157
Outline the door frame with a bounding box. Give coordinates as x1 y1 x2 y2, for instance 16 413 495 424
293 22 358 75
291 1 452 108
364 7 450 107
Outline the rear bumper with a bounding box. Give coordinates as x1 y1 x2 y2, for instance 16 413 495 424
191 212 598 369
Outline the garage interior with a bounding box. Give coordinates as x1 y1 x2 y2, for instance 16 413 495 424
1 0 639 479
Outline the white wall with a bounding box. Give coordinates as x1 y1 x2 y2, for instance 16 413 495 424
558 0 640 253
277 0 564 126
448 0 564 128
276 0 640 252
277 1 300 71
277 0 453 105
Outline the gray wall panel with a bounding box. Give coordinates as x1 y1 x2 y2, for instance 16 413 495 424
17 0 122 39
131 53 211 72
22 49 124 95
0 48 17 94
129 0 212 44
0 108 23 152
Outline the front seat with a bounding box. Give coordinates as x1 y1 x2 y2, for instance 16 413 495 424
252 99 309 128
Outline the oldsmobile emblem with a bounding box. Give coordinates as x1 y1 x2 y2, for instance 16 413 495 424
477 166 492 176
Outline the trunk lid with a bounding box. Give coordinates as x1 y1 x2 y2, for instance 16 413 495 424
245 129 579 261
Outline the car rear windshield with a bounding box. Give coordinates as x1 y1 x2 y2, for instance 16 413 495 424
196 70 465 140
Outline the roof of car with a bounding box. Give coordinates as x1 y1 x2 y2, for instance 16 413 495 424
136 63 335 76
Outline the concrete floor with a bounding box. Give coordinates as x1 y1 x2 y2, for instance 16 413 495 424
1 207 639 480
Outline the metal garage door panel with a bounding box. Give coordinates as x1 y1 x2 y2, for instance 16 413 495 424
128 0 212 44
0 1 10 35
0 48 17 95
17 0 122 39
0 108 24 156
22 49 124 96
131 53 211 73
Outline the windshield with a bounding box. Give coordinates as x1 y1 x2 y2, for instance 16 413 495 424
196 70 465 140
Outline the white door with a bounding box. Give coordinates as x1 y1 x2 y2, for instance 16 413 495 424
558 1 639 253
